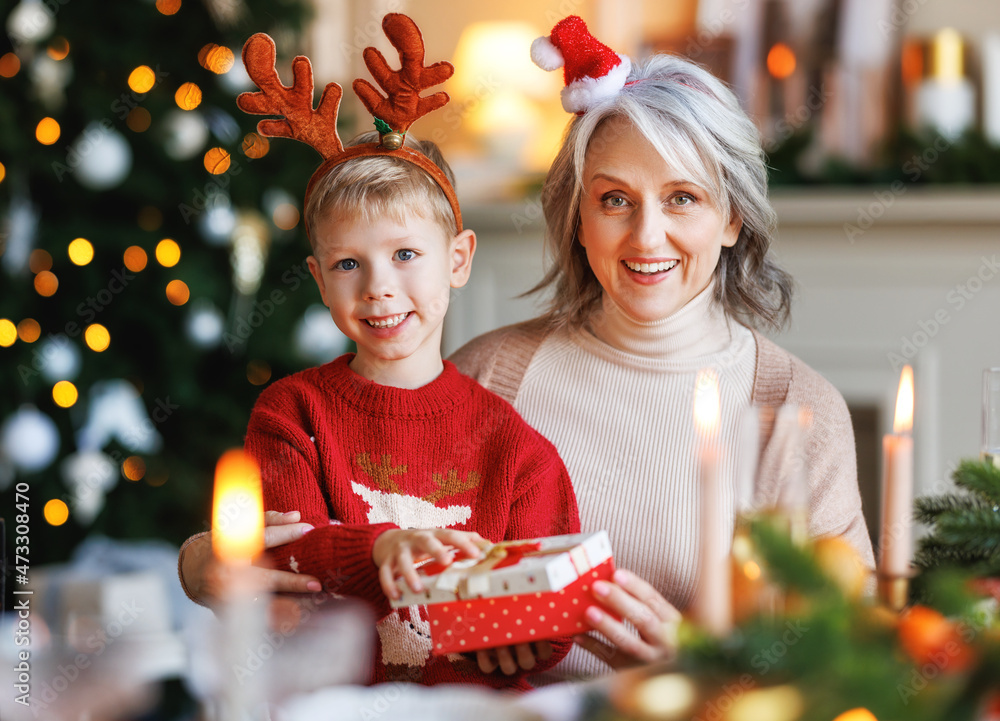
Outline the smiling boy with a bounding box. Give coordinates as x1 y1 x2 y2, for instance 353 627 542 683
245 132 580 690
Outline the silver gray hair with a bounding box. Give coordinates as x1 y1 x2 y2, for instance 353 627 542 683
534 53 793 330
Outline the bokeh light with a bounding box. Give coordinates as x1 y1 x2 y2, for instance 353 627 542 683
273 203 300 230
36 117 60 145
247 360 272 386
832 710 878 721
44 499 69 526
34 270 58 297
124 245 148 272
197 43 215 67
127 107 152 132
147 471 168 487
68 237 94 266
0 52 20 78
767 42 796 80
138 205 163 231
47 37 70 61
123 456 146 481
166 279 190 305
52 380 78 408
0 161 5 183
128 65 157 93
203 147 231 174
175 82 202 110
242 132 269 159
156 238 181 267
156 0 181 15
18 319 41 343
29 249 53 273
84 323 111 352
0 319 16 347
206 45 234 74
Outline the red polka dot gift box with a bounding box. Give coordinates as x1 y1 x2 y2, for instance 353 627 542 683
389 531 616 656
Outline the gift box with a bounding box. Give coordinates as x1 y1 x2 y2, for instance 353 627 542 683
389 531 615 655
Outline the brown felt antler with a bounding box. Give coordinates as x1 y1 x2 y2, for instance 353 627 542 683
236 15 463 233
352 13 454 135
237 33 344 160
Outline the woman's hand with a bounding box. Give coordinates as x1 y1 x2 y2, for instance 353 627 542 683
475 641 553 675
181 510 322 604
573 568 681 669
372 528 489 601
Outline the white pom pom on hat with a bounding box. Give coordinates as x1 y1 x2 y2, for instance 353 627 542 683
530 36 564 71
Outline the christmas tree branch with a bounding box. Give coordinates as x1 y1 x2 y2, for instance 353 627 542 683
952 459 1000 504
914 493 990 524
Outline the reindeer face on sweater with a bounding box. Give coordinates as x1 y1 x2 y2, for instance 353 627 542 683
351 452 480 529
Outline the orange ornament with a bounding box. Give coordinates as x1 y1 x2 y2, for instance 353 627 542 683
897 605 975 673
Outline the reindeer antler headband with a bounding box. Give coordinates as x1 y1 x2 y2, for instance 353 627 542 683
237 13 462 233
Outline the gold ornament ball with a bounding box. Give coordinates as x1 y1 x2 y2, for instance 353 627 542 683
724 685 804 721
813 536 867 599
381 132 404 150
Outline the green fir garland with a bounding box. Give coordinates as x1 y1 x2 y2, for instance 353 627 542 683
915 459 1000 576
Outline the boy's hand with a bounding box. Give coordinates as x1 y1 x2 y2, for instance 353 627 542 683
475 641 553 675
372 528 489 601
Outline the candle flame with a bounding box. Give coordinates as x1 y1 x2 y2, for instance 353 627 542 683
893 365 914 434
212 449 264 563
694 368 721 438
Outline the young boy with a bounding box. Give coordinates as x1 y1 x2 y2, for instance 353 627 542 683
246 129 580 690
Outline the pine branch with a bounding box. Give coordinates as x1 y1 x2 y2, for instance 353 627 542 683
914 493 990 524
749 519 834 595
914 537 993 569
934 509 1000 557
952 459 1000 504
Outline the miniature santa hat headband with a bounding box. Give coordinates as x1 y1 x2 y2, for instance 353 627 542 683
237 14 462 233
530 15 632 115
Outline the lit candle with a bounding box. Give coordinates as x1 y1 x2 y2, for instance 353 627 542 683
984 35 1000 147
878 366 914 611
693 368 731 636
212 449 266 721
915 28 975 140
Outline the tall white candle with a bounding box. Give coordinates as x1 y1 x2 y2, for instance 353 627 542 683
693 368 731 636
212 449 267 721
916 29 975 140
984 34 1000 147
879 366 915 578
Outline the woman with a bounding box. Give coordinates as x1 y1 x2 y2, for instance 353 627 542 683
180 18 873 681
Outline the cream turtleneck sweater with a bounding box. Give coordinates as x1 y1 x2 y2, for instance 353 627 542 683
509 284 756 680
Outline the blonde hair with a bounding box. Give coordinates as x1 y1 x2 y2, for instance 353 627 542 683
534 53 793 330
304 131 458 253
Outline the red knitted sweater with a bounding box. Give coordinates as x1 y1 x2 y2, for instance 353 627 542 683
245 354 580 691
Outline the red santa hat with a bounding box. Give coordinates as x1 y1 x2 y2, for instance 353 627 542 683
530 15 632 114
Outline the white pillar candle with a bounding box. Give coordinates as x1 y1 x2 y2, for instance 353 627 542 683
983 34 1000 147
212 449 267 721
916 28 975 141
879 366 915 578
693 368 731 636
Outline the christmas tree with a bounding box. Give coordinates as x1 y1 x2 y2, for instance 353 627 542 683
0 0 351 588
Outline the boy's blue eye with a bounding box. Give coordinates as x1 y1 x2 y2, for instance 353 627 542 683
334 258 358 271
394 249 416 262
